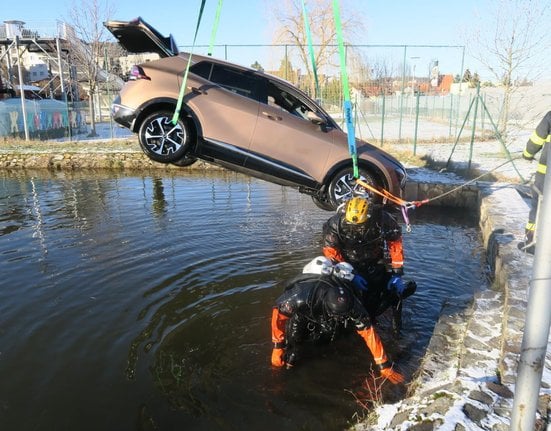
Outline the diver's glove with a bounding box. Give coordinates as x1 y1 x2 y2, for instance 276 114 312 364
352 274 368 292
271 347 286 367
387 275 406 295
379 364 405 384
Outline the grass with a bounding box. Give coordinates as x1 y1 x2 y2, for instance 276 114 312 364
0 136 139 153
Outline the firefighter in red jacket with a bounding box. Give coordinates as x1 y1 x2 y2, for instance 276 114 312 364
321 196 415 325
519 111 551 254
270 256 405 384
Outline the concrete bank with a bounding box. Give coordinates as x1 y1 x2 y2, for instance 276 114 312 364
355 180 551 430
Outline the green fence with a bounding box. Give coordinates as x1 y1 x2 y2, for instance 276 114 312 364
2 42 533 153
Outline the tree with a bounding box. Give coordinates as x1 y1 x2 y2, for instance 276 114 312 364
462 69 472 83
276 57 296 81
250 61 264 72
267 0 365 98
467 0 551 136
66 0 115 137
462 68 481 88
367 57 398 95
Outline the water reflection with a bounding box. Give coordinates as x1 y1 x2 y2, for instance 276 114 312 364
151 177 167 218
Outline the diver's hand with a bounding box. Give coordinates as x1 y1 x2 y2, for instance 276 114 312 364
380 366 405 384
271 348 286 367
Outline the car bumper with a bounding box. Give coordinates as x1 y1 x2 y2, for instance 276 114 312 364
111 103 137 130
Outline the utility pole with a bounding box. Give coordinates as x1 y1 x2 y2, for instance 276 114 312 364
510 164 551 430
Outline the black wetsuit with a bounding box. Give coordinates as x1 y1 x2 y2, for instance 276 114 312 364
322 205 403 317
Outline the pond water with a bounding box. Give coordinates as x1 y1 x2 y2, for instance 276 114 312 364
0 171 487 431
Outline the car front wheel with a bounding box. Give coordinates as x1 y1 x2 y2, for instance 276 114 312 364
327 167 381 209
138 111 191 163
311 192 334 211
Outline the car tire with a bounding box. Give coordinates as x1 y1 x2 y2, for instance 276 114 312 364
327 166 381 209
311 193 334 211
138 110 191 163
171 155 198 167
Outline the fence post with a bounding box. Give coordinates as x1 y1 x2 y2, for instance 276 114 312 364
413 91 420 155
380 91 386 147
398 45 407 143
449 94 454 138
468 85 480 170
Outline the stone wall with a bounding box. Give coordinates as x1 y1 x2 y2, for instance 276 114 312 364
0 151 221 171
355 182 551 431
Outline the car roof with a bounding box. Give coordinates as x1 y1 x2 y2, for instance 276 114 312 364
103 17 178 58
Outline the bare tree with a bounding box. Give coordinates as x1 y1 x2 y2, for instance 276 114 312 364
467 0 551 136
266 0 365 97
66 0 115 137
369 57 398 95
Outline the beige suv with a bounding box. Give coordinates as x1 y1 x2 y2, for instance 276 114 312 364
105 18 407 210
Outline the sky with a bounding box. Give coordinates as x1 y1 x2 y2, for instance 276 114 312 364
2 0 550 82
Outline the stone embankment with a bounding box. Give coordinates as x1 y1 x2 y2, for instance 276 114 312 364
0 149 218 171
354 181 550 430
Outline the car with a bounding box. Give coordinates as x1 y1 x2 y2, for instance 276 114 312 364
104 17 407 211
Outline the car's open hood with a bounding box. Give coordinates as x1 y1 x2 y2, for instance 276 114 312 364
103 17 178 58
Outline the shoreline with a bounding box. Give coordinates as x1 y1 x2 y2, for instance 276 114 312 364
0 138 224 171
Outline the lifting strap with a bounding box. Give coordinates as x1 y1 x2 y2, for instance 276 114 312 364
300 0 320 99
356 155 524 232
208 0 224 56
333 0 358 178
172 0 207 125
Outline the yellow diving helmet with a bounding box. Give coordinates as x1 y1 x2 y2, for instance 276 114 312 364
344 197 369 224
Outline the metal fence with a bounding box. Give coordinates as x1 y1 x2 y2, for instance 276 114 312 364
3 42 546 148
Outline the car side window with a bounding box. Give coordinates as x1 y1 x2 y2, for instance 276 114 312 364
190 61 213 80
266 80 316 121
211 64 264 101
191 61 264 102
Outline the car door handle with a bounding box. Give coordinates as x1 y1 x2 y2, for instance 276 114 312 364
261 112 282 121
191 86 206 95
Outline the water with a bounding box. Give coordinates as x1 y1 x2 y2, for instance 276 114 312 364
0 171 486 431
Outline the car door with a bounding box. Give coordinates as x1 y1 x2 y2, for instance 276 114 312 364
246 80 333 187
185 61 262 168
247 79 334 188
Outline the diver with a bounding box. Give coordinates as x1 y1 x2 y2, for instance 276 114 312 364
270 256 405 384
321 196 416 332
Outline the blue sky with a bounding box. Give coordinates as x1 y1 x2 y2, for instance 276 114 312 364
0 0 527 80
4 0 475 44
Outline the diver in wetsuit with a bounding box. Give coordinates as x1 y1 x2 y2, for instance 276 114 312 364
270 256 404 384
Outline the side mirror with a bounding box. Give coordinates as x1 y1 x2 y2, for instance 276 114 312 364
306 111 326 125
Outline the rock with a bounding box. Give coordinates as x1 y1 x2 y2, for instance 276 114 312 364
462 402 487 423
486 382 513 398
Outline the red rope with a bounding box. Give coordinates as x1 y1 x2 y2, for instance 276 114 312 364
355 179 429 208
